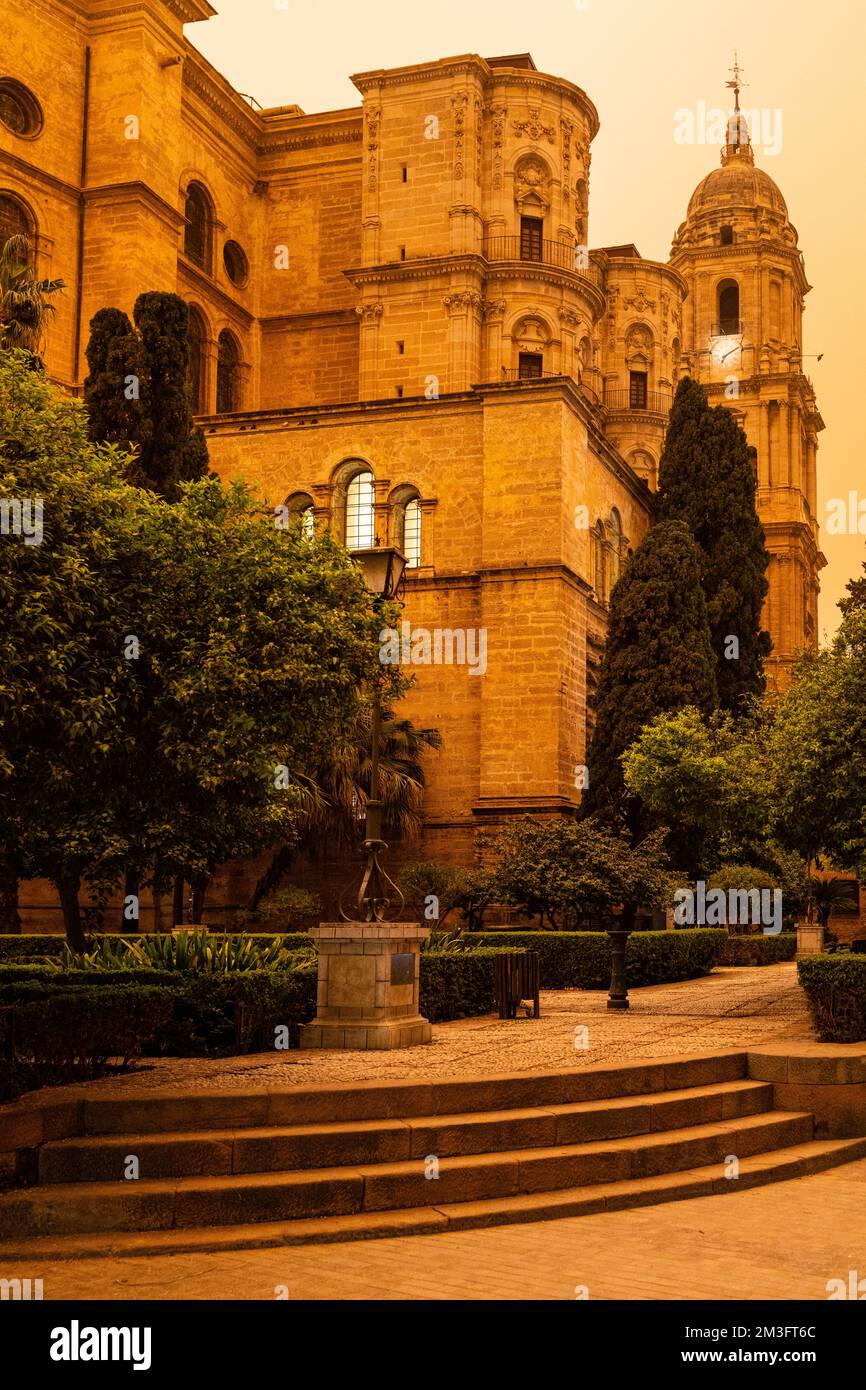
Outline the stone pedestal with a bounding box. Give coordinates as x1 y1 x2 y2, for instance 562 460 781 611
796 921 825 957
300 923 432 1050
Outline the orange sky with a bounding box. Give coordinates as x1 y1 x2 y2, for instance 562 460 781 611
190 0 866 641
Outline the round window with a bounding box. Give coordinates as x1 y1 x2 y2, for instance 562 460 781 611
223 239 249 287
0 80 43 138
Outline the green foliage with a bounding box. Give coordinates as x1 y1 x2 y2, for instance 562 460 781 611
54 928 301 973
655 377 771 711
768 609 866 873
419 949 502 1022
0 233 64 360
467 929 723 989
797 956 866 1042
583 520 718 828
398 862 466 927
489 816 673 928
718 932 797 965
3 985 174 1090
233 886 322 931
420 930 473 954
84 292 208 500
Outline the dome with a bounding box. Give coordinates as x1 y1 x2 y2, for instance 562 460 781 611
687 146 787 219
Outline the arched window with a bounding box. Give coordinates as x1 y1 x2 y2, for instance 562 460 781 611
0 191 32 247
718 280 740 335
592 521 604 601
184 182 212 270
608 509 623 592
187 305 206 414
345 471 375 549
283 493 315 538
216 330 240 413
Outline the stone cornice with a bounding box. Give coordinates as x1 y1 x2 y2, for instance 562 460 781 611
84 180 183 232
351 55 490 95
670 240 811 296
344 255 485 288
260 308 358 331
260 119 363 156
181 54 263 150
486 262 606 318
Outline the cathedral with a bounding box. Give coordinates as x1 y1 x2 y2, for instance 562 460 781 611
2 0 824 905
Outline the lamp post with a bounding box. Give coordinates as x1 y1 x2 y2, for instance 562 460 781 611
607 903 636 1010
343 545 407 923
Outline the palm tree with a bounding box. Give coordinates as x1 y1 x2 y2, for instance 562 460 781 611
808 876 857 930
0 234 65 359
248 707 442 909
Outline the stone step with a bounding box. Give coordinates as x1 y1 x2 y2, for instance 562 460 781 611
78 1052 748 1134
37 1080 775 1184
2 1136 864 1261
0 1110 812 1238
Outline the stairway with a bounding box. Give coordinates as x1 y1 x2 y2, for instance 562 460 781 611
2 1052 864 1259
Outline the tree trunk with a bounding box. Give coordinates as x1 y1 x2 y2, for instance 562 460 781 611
190 874 209 925
58 876 85 952
121 868 140 932
172 874 185 927
0 864 21 934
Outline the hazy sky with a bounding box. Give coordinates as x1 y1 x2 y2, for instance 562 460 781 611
189 0 866 639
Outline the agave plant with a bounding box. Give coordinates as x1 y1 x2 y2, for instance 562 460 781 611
421 931 472 955
55 929 302 973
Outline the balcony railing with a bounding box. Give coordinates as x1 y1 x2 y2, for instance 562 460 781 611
497 369 600 404
711 320 744 337
483 236 602 285
603 388 673 414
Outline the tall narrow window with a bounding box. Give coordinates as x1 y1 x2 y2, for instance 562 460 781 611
593 523 604 601
403 498 421 569
520 216 543 262
187 306 206 413
345 471 375 549
718 280 740 335
720 225 734 246
629 371 647 408
216 330 240 413
184 182 212 270
519 352 543 379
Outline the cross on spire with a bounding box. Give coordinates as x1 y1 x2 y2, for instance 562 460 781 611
726 52 748 113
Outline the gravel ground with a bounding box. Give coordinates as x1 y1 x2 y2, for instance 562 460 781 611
13 963 812 1103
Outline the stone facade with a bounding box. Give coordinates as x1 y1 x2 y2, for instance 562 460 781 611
1 2 827 919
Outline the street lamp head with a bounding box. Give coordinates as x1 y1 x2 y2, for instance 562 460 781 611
350 545 407 601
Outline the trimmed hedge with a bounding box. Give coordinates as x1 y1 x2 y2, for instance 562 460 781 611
0 985 175 1100
797 956 866 1042
718 932 797 966
467 929 723 989
420 949 501 1023
0 932 313 962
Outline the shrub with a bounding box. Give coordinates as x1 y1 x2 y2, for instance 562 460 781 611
0 936 68 961
232 886 322 931
398 863 465 928
467 929 723 989
718 932 797 965
797 956 866 1042
419 949 502 1023
1 985 175 1096
54 929 305 973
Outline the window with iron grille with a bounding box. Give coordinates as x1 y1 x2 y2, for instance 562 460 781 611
629 371 647 408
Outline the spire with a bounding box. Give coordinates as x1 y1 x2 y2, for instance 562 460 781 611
722 52 754 164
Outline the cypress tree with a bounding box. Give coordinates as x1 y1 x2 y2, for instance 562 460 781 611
133 291 209 499
582 520 718 832
655 376 771 711
83 307 146 455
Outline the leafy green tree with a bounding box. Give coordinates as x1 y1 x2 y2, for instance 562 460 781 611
397 861 465 927
491 816 673 929
582 520 718 833
768 610 866 876
0 233 64 361
655 377 771 711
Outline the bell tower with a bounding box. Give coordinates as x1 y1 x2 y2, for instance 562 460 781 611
669 60 825 687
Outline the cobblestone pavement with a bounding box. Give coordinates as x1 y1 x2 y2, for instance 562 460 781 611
6 1157 865 1301
18 962 807 1101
